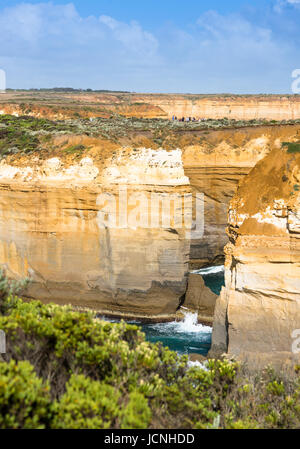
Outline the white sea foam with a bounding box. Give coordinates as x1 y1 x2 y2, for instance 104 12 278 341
191 265 224 275
147 311 211 335
101 310 212 355
100 311 211 336
176 311 211 333
187 360 208 371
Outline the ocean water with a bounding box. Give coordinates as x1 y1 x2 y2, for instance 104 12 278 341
139 312 212 355
191 264 225 295
105 266 225 356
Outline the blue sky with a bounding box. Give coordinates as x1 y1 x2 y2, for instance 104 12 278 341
0 0 299 93
0 0 270 30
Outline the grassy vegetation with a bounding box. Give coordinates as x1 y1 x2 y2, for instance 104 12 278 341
0 273 299 429
1 113 300 158
0 115 77 156
282 141 300 153
63 144 86 155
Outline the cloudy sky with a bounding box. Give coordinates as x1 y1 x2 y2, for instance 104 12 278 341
0 0 300 93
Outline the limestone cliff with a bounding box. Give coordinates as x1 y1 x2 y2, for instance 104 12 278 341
143 94 300 121
1 110 300 319
210 144 300 366
0 149 191 320
183 124 300 268
2 91 300 120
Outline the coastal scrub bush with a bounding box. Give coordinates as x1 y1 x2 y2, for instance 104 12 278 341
51 374 120 429
0 286 299 429
0 359 52 429
120 391 152 429
63 144 86 154
0 269 28 313
0 295 186 399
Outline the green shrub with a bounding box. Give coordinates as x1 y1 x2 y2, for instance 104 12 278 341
0 295 185 399
0 289 299 429
0 269 28 313
0 359 52 428
52 375 120 429
153 359 238 429
120 391 152 429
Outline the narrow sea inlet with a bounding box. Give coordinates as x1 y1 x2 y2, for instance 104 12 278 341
139 313 212 356
191 265 225 295
105 266 225 356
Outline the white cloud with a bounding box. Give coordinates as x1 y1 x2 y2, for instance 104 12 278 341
274 0 300 13
196 10 272 44
156 10 295 93
0 2 158 56
0 2 159 89
99 15 158 57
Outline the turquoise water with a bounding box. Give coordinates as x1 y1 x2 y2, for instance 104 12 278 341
140 265 225 355
103 266 224 356
140 316 212 356
193 265 225 295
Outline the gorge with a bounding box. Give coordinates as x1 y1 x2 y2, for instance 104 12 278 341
0 92 299 363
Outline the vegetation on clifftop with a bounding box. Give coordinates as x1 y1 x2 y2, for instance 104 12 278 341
0 273 299 429
282 141 300 153
1 113 300 158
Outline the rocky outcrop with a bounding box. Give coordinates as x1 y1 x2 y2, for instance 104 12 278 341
184 274 217 325
210 143 300 366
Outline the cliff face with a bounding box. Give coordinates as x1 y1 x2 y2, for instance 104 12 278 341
144 95 300 120
210 144 300 365
1 92 300 121
182 124 300 267
0 150 191 320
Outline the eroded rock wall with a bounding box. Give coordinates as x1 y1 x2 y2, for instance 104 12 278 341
184 274 217 325
145 95 300 120
0 150 191 319
2 93 300 120
210 145 300 366
183 125 300 267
